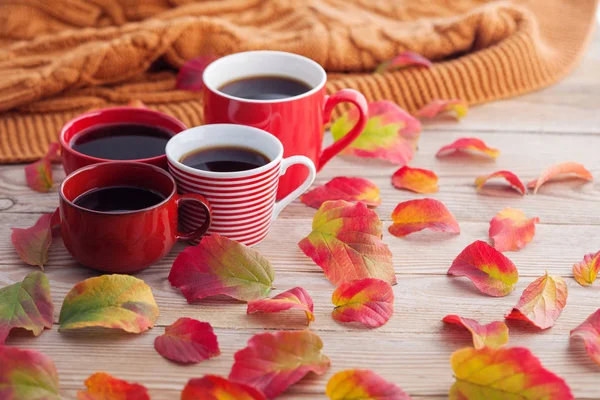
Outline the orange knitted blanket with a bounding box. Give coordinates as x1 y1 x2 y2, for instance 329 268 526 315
0 0 597 163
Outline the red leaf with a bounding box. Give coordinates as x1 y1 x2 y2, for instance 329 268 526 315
332 278 394 328
436 137 499 159
301 177 381 209
489 208 539 252
388 198 460 237
474 170 526 195
570 309 600 366
416 99 468 120
326 369 411 399
77 372 149 400
442 314 508 349
0 346 60 399
182 375 266 400
375 51 432 73
391 166 438 194
11 213 54 269
247 287 314 323
154 317 220 364
25 143 59 193
176 56 218 91
527 162 593 193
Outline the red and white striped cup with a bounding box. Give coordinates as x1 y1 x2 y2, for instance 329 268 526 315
166 124 316 246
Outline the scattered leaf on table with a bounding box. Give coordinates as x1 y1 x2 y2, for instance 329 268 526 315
11 213 54 269
442 315 508 349
436 138 499 159
505 272 567 329
247 287 314 323
298 200 396 286
326 369 411 400
388 198 459 237
489 208 539 252
154 317 220 364
182 375 266 400
169 233 275 302
59 274 159 333
474 170 525 195
77 372 149 400
527 162 593 193
331 101 421 165
415 99 468 120
448 240 518 297
229 330 330 399
391 166 438 194
450 346 573 399
375 51 432 73
301 177 381 209
25 142 59 193
570 309 600 366
0 346 61 400
573 252 600 287
0 271 53 344
176 55 218 91
331 278 394 328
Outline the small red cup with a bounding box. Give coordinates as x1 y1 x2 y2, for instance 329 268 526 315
60 107 188 174
59 162 212 273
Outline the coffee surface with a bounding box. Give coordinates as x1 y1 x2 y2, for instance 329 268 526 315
218 75 312 100
73 186 166 212
180 146 270 172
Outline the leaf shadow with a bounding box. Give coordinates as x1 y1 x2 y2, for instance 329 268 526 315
58 327 146 343
396 231 460 244
446 277 493 298
477 185 525 198
436 153 496 165
337 154 399 168
438 326 474 348
503 318 545 334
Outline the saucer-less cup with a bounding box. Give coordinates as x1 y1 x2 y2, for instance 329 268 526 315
166 124 316 246
202 50 368 200
59 162 212 273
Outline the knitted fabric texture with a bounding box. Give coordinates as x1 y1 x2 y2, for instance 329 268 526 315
0 0 597 162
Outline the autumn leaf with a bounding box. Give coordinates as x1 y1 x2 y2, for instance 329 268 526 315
301 177 381 209
326 369 411 400
59 274 159 333
375 51 432 74
388 198 459 237
474 170 525 195
391 166 438 194
11 213 54 269
505 272 567 329
436 138 499 159
331 101 421 165
169 234 275 302
77 372 149 400
229 330 330 399
450 346 573 399
448 240 518 297
415 99 468 120
25 142 59 193
247 287 314 323
489 208 539 252
298 200 396 286
182 375 266 400
442 315 508 349
154 317 220 364
0 346 61 400
176 55 218 91
527 162 593 193
570 309 600 366
573 252 600 286
331 278 394 328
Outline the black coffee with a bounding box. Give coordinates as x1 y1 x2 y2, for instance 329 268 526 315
74 186 166 212
180 146 270 172
218 75 312 100
71 124 172 160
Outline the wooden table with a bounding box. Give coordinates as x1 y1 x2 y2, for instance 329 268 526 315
2 32 599 399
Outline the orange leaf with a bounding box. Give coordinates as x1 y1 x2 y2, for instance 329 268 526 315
391 166 438 194
176 55 218 91
77 372 149 400
388 198 459 237
182 375 266 400
326 369 411 399
570 309 600 366
474 170 525 195
527 162 593 193
448 240 518 297
442 315 508 349
505 272 567 329
573 252 600 287
375 51 432 74
25 143 59 193
11 213 54 269
301 177 381 209
416 99 468 120
489 208 539 252
332 278 394 328
247 287 314 323
436 137 499 159
154 317 220 364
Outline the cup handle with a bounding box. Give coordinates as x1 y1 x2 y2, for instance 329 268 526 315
174 193 212 241
272 156 316 221
318 88 369 170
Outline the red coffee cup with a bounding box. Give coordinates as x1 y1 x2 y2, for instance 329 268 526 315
60 107 188 174
203 51 368 199
59 162 212 273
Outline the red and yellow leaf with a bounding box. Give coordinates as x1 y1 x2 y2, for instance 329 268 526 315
0 346 60 400
331 278 394 328
331 101 421 165
77 372 149 400
505 272 567 329
527 162 593 193
415 99 468 120
489 208 539 252
247 287 314 323
375 51 432 74
301 177 381 209
570 309 600 366
450 346 573 399
11 213 54 269
154 317 220 364
474 170 525 195
573 252 600 287
298 201 395 286
447 240 518 297
169 234 275 302
229 330 330 399
0 271 53 344
442 315 508 349
391 166 438 194
59 274 159 333
326 369 411 400
182 375 266 400
25 142 59 193
436 137 499 159
388 198 460 237
176 55 218 91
